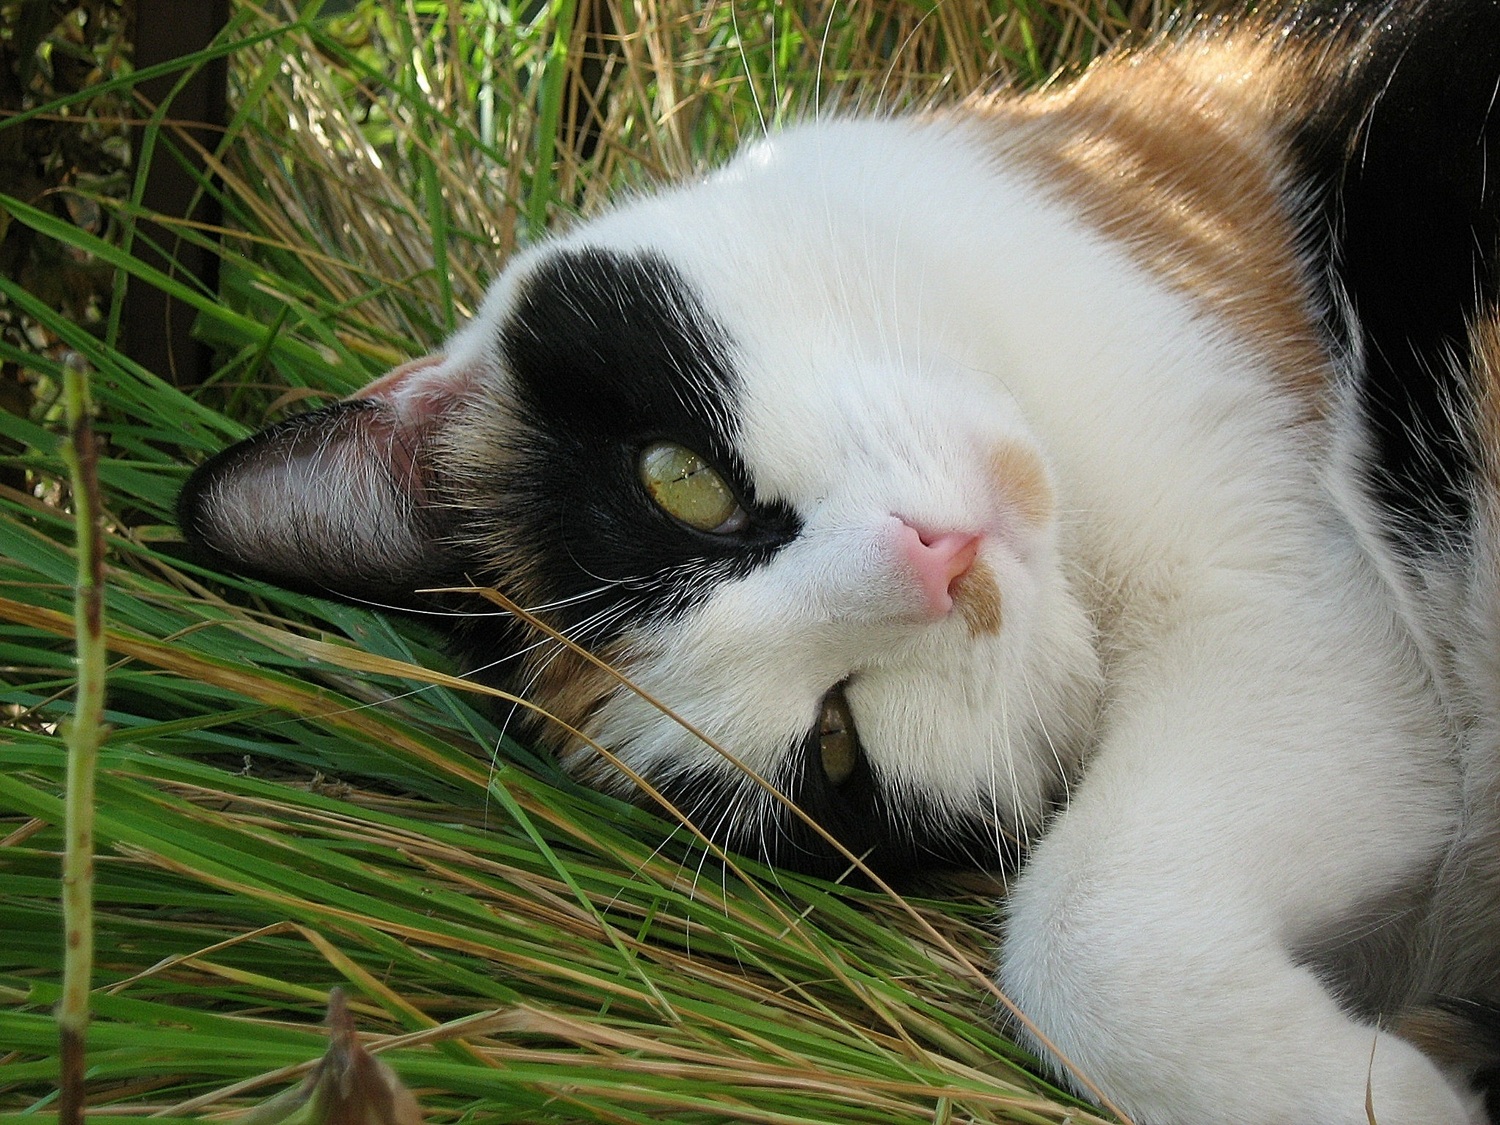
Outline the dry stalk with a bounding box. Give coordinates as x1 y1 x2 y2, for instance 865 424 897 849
57 354 108 1125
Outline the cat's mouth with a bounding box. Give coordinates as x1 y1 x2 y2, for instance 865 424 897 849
816 684 861 786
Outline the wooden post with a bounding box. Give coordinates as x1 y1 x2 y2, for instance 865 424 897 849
123 0 228 386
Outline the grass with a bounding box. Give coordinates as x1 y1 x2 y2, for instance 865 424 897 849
0 2 1204 1120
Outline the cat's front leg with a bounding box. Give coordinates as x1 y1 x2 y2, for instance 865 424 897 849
1001 821 1475 1125
996 644 1473 1125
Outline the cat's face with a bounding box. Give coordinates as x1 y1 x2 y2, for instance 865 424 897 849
181 119 1102 877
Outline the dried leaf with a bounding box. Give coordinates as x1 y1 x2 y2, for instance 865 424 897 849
241 991 422 1125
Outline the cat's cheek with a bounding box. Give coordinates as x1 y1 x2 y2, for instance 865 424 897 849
518 642 633 776
525 627 801 796
549 571 877 797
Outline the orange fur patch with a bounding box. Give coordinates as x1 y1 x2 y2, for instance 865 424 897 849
990 440 1054 527
1471 313 1500 500
954 558 1003 637
1393 1003 1500 1075
967 32 1333 413
523 642 624 767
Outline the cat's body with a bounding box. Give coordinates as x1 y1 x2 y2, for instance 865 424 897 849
180 3 1500 1122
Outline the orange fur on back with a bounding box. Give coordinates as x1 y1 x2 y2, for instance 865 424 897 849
969 30 1332 411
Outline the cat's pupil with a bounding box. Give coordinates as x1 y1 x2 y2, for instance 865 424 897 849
638 440 748 534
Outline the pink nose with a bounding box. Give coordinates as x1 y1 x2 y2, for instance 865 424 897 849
897 521 983 619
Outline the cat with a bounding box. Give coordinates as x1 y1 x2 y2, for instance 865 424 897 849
178 2 1500 1122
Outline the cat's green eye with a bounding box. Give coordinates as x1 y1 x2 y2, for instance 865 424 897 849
639 441 748 534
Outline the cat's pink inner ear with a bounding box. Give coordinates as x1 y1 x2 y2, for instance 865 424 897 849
350 352 473 426
344 352 479 510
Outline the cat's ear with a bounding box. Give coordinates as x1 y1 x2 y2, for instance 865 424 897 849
177 354 476 600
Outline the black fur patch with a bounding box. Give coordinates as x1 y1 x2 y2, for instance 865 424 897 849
1291 0 1500 554
446 249 801 665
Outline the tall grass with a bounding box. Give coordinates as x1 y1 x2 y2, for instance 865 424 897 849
0 2 1200 1120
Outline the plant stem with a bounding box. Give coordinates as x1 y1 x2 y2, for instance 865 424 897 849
527 0 578 237
58 356 107 1125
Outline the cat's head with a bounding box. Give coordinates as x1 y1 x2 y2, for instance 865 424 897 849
180 118 1101 879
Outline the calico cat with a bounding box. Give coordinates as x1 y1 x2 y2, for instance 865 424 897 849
179 2 1500 1122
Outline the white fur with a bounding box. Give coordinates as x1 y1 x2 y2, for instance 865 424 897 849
460 117 1479 1123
